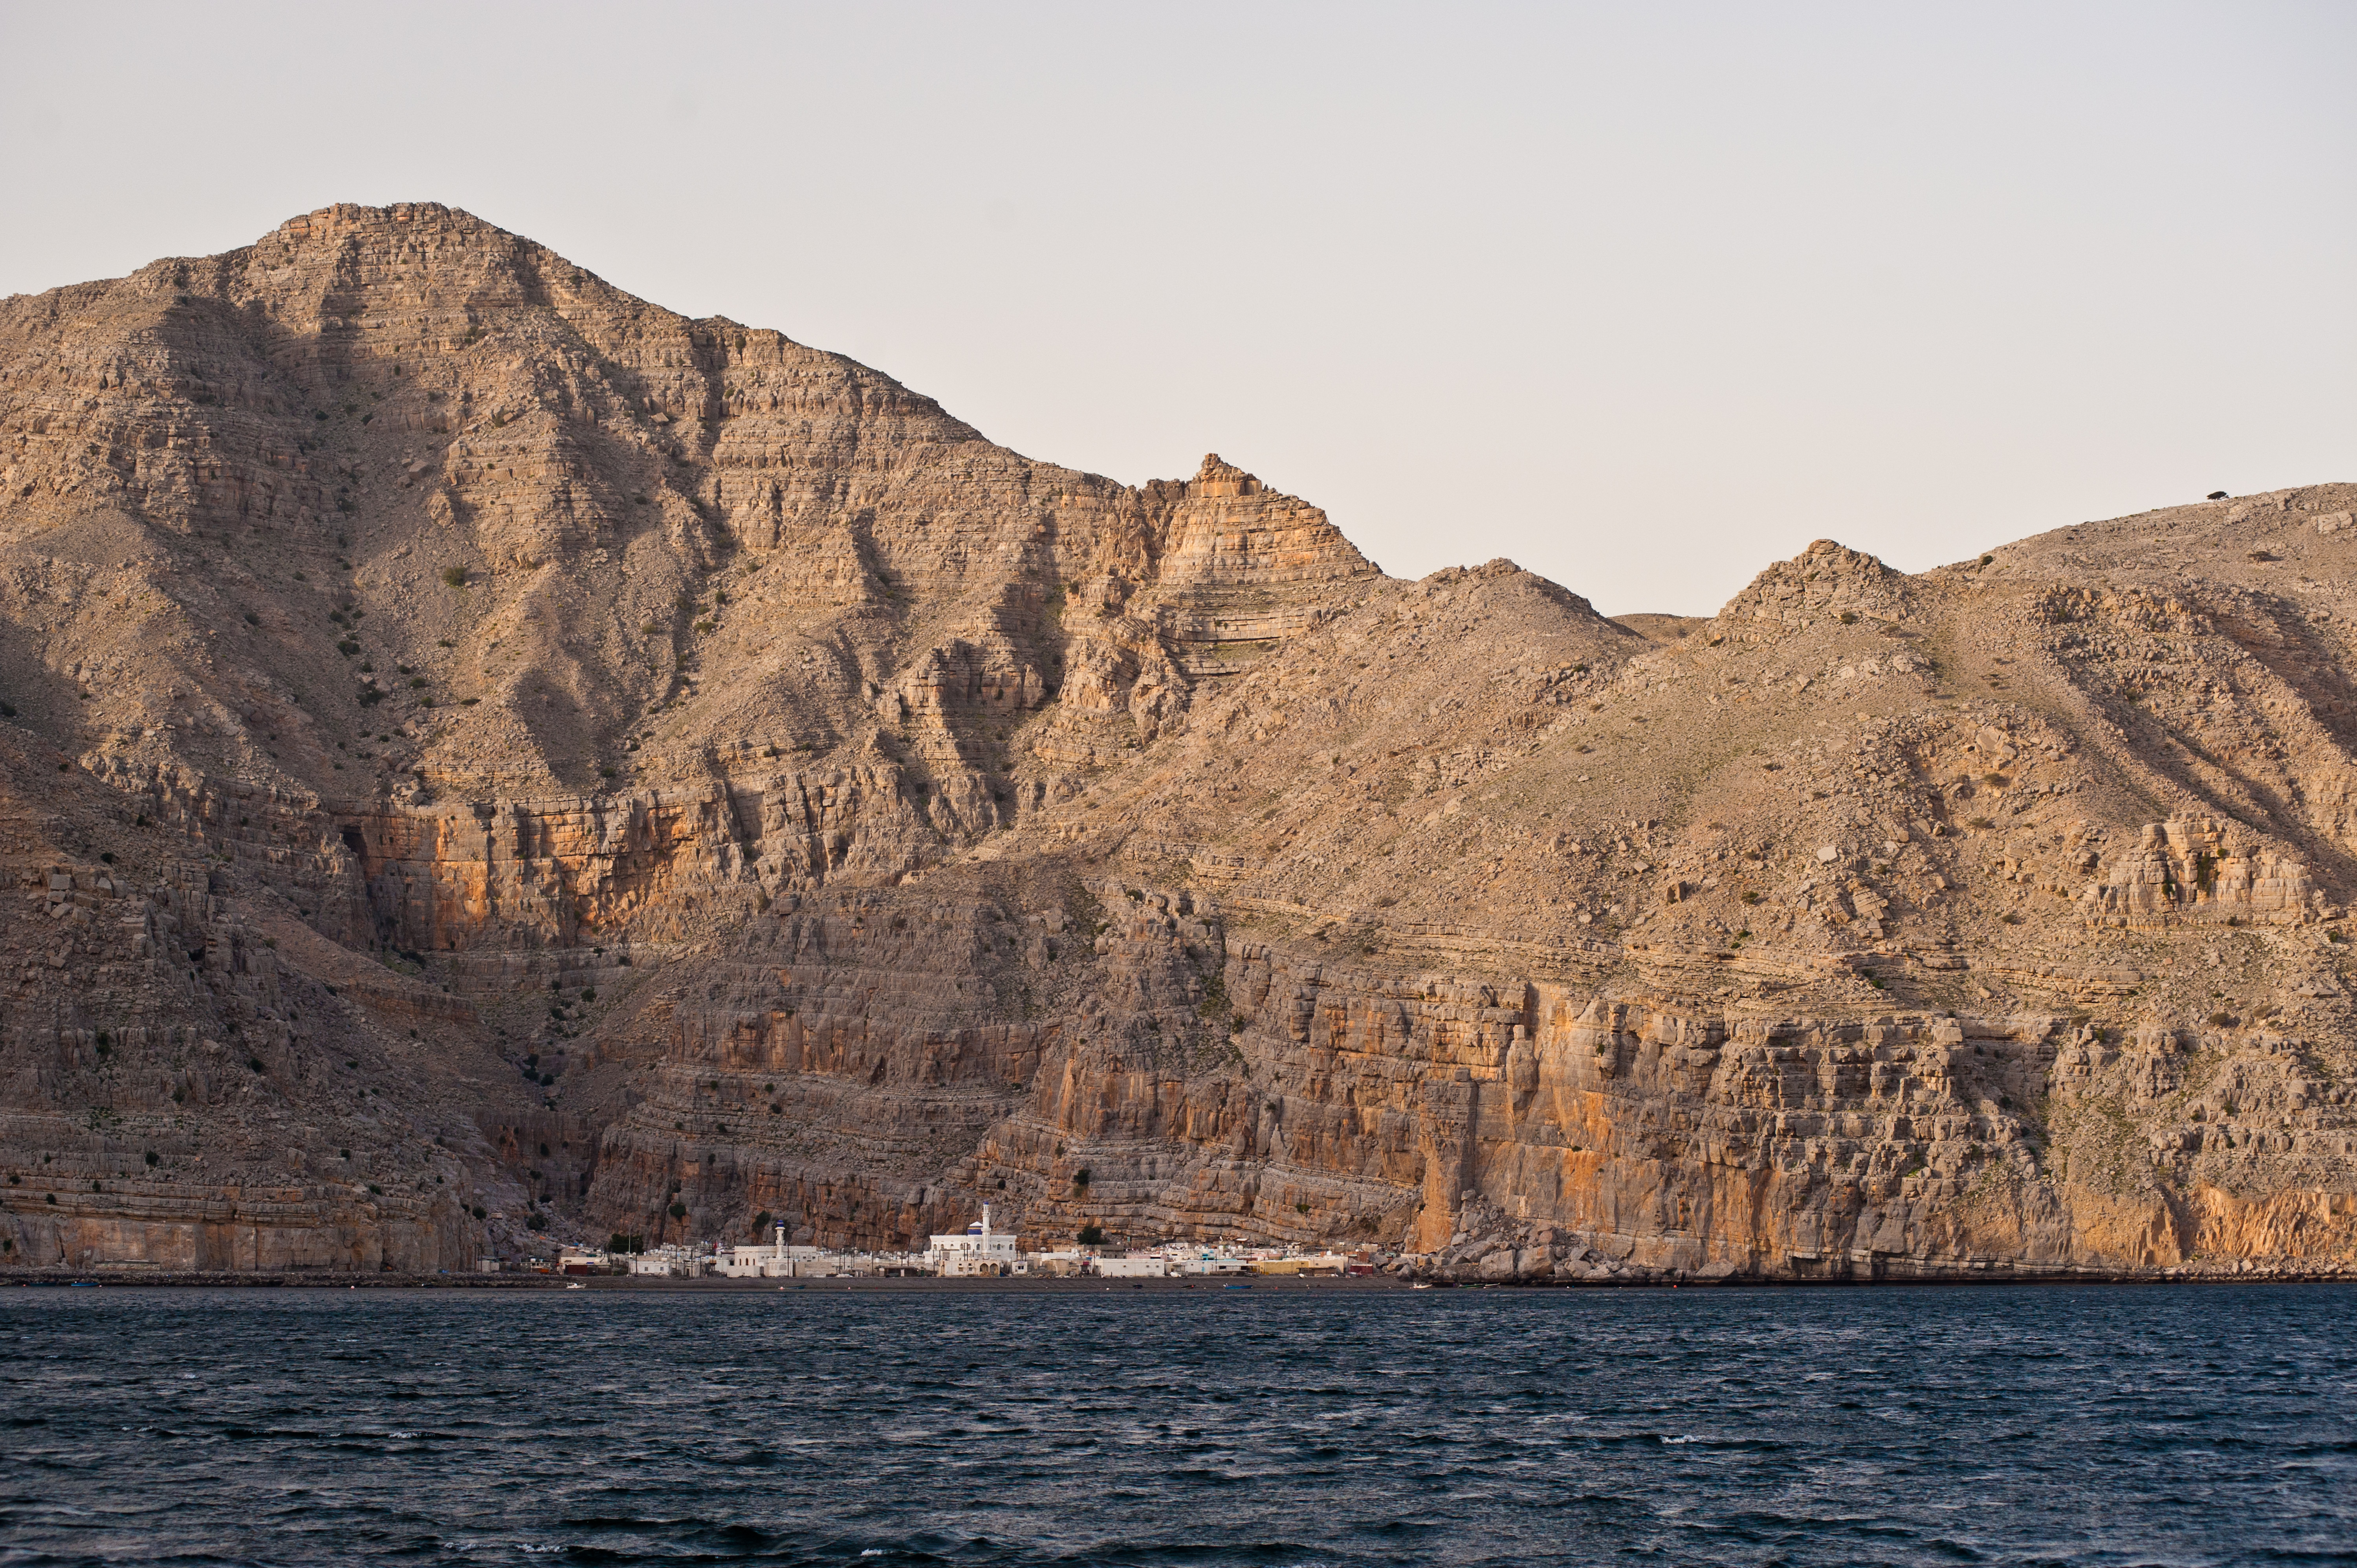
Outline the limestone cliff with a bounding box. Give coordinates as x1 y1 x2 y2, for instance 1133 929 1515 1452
4 204 2355 1281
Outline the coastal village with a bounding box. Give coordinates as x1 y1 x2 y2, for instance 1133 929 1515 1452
507 1209 1383 1281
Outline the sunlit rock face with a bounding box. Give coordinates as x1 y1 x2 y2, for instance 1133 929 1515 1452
3 205 2356 1280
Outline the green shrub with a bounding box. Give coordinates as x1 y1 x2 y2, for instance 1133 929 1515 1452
1077 1223 1105 1246
441 566 467 588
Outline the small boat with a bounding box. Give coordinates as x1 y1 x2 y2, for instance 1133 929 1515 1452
565 1282 586 1290
1410 1282 1433 1290
1223 1283 1252 1290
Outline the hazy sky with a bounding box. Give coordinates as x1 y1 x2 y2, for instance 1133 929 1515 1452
3 3 2351 614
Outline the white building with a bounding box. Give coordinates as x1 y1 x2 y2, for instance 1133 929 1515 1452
926 1206 1020 1275
1094 1255 1174 1279
717 1226 819 1278
1174 1254 1250 1275
625 1247 706 1277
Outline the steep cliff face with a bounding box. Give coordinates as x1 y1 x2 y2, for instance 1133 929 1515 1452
4 205 2355 1278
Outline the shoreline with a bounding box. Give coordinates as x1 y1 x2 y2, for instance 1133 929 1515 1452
4 1269 2352 1291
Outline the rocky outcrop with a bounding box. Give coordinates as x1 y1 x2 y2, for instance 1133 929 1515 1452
4 207 2357 1280
2079 818 2320 929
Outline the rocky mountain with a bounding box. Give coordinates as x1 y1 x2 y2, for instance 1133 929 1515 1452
4 203 2355 1281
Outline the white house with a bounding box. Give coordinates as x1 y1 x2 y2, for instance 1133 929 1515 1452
1174 1254 1250 1275
625 1248 706 1277
1094 1255 1174 1279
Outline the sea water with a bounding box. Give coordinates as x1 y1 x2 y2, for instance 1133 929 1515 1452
2 1283 2352 1565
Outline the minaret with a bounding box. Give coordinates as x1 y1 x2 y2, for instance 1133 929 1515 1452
982 1203 992 1247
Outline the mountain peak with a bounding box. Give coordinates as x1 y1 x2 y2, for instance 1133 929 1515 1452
1188 453 1264 498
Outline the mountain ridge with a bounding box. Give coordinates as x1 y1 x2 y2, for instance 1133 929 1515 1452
3 203 2355 1282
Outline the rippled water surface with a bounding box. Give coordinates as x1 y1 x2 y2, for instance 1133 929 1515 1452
3 1283 2353 1566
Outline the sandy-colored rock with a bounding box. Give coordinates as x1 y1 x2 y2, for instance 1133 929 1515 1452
3 205 2356 1280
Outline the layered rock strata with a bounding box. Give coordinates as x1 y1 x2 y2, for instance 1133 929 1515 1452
4 205 2356 1280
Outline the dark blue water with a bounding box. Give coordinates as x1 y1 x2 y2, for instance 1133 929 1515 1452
2 1284 2352 1566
